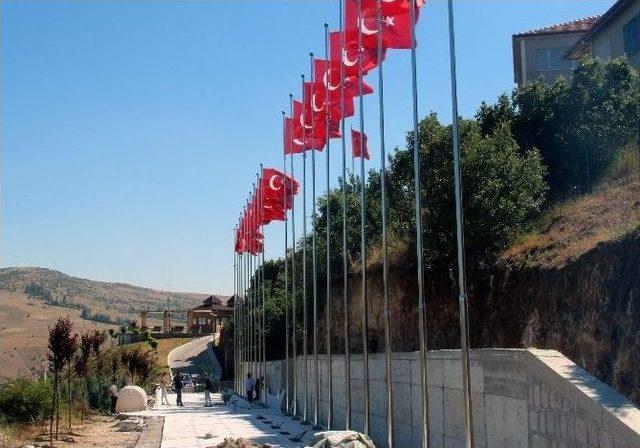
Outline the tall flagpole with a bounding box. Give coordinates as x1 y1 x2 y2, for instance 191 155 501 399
356 0 370 435
310 52 321 430
289 93 299 418
409 0 431 445
339 0 352 430
259 168 267 406
233 232 237 394
447 1 473 446
375 0 394 445
301 74 310 426
324 22 333 431
282 110 291 414
249 193 255 380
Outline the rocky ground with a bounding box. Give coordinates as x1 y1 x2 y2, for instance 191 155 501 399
9 415 149 448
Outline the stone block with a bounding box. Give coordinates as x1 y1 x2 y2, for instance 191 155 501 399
443 387 465 440
443 434 466 448
529 433 551 448
115 385 147 413
484 394 527 448
394 422 413 448
393 381 412 424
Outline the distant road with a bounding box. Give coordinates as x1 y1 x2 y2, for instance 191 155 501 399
167 335 221 379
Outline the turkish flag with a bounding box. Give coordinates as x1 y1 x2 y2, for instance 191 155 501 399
314 59 374 100
329 31 383 77
293 100 327 150
262 168 299 200
235 226 245 253
351 128 370 160
284 117 305 155
358 0 419 18
345 0 418 50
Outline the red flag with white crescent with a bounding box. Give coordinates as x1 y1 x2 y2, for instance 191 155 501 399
351 128 370 160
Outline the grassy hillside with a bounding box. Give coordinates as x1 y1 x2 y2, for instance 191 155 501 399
0 266 209 324
0 290 115 379
504 175 639 267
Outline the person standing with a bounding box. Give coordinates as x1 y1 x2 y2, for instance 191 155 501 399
244 372 255 403
159 372 170 406
108 382 118 414
204 375 213 407
173 372 184 407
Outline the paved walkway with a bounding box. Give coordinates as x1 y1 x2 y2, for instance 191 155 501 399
127 391 314 448
167 335 221 379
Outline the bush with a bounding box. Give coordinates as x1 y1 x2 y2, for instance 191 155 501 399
0 378 53 423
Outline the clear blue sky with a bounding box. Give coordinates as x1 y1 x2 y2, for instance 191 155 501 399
1 0 613 294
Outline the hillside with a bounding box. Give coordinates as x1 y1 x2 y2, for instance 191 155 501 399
307 175 640 405
0 290 115 379
0 266 210 324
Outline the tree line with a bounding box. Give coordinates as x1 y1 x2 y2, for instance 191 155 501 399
223 57 640 361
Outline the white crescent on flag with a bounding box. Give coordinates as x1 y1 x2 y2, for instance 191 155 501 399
299 113 312 130
269 175 282 191
312 93 324 112
323 71 340 91
342 48 358 67
359 17 378 35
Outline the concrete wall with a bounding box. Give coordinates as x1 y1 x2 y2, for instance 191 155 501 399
591 2 640 69
513 33 583 84
251 349 640 448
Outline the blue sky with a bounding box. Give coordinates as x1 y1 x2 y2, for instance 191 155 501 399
1 0 613 294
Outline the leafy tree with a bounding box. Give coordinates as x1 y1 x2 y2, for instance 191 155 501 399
47 317 77 443
478 57 640 198
0 378 52 423
74 333 92 421
120 346 154 384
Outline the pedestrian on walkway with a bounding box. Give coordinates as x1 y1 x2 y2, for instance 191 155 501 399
108 382 118 414
174 372 184 407
159 372 170 405
204 375 213 407
245 372 255 403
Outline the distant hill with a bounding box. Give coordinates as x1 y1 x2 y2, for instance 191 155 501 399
0 267 212 325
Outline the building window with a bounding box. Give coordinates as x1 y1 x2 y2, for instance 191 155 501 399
624 13 640 57
535 47 576 71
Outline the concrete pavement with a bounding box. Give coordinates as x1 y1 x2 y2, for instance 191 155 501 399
167 336 221 378
128 391 314 448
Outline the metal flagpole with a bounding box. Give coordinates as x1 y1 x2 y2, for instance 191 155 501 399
339 0 352 430
356 0 370 435
447 1 473 446
409 0 431 445
260 166 267 406
301 73 310 425
324 22 333 431
376 0 394 445
233 236 237 394
310 52 321 430
250 191 256 380
282 111 291 414
289 93 299 418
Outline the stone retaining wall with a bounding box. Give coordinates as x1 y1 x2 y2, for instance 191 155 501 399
249 349 640 448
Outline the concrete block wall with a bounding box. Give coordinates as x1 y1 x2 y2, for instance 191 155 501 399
253 349 640 448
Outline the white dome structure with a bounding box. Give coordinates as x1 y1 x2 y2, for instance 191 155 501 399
115 385 148 413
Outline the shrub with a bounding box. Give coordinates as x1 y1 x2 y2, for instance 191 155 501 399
0 378 53 423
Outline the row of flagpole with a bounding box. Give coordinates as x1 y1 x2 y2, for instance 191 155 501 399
232 0 474 447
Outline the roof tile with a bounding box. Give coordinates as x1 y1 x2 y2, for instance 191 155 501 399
514 16 600 37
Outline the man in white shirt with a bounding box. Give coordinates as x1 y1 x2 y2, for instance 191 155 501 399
245 372 256 403
108 383 118 414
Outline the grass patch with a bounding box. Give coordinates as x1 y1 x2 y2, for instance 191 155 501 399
503 175 639 267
